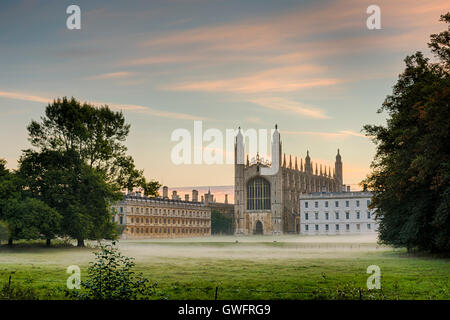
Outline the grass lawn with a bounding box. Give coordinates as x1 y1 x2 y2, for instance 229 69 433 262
0 234 449 300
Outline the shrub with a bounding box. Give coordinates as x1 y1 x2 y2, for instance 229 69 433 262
71 241 157 300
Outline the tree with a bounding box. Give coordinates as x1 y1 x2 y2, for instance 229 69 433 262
0 220 9 245
0 159 21 216
19 150 120 247
363 13 450 253
20 98 160 246
211 210 233 235
26 97 156 191
2 198 60 246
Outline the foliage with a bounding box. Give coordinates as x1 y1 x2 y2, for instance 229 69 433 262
0 159 21 218
363 13 450 252
71 242 157 300
0 159 62 246
0 220 9 243
211 210 233 234
25 97 159 193
2 198 61 243
17 97 160 246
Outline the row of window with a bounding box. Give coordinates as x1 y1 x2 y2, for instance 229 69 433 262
128 217 209 226
304 211 371 220
304 199 370 209
304 223 372 232
129 227 210 234
115 206 209 217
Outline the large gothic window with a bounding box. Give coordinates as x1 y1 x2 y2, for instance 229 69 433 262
247 177 271 210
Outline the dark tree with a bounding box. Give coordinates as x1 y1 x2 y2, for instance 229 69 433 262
0 220 9 244
363 13 450 253
26 97 157 191
20 97 160 246
211 210 233 235
2 198 60 246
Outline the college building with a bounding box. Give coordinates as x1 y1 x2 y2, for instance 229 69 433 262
112 189 211 239
299 191 378 235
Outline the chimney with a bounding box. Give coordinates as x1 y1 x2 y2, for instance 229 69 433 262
225 194 228 204
172 190 178 200
347 185 350 192
363 184 368 191
192 189 198 202
201 195 204 203
162 186 168 199
185 194 189 202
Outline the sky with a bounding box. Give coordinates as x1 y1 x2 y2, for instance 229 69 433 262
0 0 448 202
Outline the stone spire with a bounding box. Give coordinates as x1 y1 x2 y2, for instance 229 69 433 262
295 156 298 170
300 158 303 171
335 148 343 185
305 150 311 174
289 155 292 169
283 153 286 168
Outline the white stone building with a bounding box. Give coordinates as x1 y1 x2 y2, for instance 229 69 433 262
299 191 378 235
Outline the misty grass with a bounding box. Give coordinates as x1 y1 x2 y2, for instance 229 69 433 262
0 242 449 300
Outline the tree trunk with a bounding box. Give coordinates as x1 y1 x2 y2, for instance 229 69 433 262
8 237 12 247
46 238 51 247
77 238 85 247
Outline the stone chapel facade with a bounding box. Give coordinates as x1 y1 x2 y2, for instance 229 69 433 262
234 125 343 235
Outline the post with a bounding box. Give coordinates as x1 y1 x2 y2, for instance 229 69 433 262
215 286 218 300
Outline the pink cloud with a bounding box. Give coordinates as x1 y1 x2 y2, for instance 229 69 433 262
0 90 206 121
164 65 339 93
87 71 136 80
248 97 330 119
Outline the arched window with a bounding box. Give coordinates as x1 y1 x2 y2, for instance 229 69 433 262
247 177 271 210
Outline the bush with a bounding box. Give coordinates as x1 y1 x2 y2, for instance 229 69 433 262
71 241 157 300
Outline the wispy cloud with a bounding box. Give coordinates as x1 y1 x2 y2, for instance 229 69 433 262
0 90 207 121
0 91 52 104
164 65 338 93
281 129 370 139
248 97 330 119
87 71 136 80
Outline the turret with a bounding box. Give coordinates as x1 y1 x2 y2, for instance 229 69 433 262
305 150 312 174
335 149 343 186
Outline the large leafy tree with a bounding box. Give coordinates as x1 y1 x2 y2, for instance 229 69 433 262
19 150 120 247
20 97 160 246
363 13 450 253
3 198 60 246
26 97 156 190
0 159 61 246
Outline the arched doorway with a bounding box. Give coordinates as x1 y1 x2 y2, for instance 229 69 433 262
255 220 263 235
